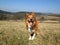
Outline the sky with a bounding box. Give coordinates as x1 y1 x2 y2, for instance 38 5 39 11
0 0 60 14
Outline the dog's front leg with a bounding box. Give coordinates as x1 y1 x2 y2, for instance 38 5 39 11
28 32 33 40
31 32 35 40
28 25 32 40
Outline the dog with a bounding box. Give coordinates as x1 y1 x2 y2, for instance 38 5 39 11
25 12 38 40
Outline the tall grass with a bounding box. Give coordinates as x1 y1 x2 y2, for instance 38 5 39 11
0 21 60 45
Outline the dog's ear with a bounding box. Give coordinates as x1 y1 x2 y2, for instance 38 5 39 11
26 13 29 16
25 13 29 18
31 12 34 16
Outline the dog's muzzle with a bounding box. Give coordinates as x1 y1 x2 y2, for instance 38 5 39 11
28 19 34 23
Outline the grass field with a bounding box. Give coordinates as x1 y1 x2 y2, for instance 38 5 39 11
0 20 60 45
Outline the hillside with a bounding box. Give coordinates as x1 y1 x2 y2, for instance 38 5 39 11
0 10 60 20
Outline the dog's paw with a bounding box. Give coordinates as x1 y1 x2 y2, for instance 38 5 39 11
29 36 32 40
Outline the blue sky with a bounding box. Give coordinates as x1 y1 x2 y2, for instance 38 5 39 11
0 0 60 14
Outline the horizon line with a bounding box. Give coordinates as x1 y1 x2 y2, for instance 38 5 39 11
0 9 60 14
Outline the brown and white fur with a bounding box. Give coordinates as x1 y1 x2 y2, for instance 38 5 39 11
25 12 38 40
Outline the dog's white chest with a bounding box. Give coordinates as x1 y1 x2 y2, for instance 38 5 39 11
28 25 34 33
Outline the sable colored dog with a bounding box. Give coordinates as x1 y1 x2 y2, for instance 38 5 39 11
25 12 38 40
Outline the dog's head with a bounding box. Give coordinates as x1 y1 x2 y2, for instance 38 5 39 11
25 12 36 26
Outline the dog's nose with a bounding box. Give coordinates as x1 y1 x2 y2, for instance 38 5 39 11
30 19 32 21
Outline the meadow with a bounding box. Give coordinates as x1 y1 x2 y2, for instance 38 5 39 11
0 20 60 45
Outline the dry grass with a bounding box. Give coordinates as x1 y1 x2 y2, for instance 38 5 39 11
0 20 60 45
